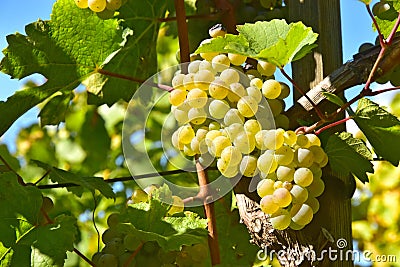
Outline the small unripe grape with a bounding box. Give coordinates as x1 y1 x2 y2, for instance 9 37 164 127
269 208 291 230
274 114 290 129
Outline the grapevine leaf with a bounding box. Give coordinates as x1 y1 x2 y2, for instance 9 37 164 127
373 1 400 38
0 173 42 247
325 133 374 183
354 98 400 166
38 93 73 126
337 132 373 160
195 20 318 67
32 160 115 199
0 145 20 171
322 91 345 107
0 0 122 134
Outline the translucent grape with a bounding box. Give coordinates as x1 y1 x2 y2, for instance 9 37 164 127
75 0 89 8
88 0 107 12
260 195 279 214
228 53 247 66
244 119 261 135
210 136 231 157
233 131 256 154
257 179 275 198
306 134 321 146
195 127 208 140
296 134 310 148
209 99 230 119
283 130 297 146
224 108 244 125
309 163 322 179
190 137 208 154
307 177 325 197
309 146 327 165
257 60 276 77
228 82 246 102
188 107 207 125
209 79 229 99
172 73 185 89
212 54 230 72
171 130 184 150
226 123 245 140
257 150 278 174
295 148 314 167
274 145 294 165
250 78 263 89
205 130 222 146
290 184 309 203
220 69 240 84
220 146 242 166
290 203 313 226
305 197 320 214
198 60 214 71
208 121 220 130
187 88 208 108
173 103 190 124
282 181 293 191
269 208 291 230
289 221 305 230
276 165 295 182
294 167 314 187
177 125 195 144
169 89 187 106
183 144 196 156
188 60 201 73
183 73 196 90
274 114 290 129
262 79 281 99
237 96 258 117
239 155 259 177
272 188 292 207
217 159 239 178
194 70 214 90
106 0 122 11
246 86 263 103
263 129 284 150
274 181 284 190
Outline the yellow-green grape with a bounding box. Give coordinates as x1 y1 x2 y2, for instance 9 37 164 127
233 131 256 154
274 114 290 129
228 82 246 102
209 99 230 119
106 0 121 11
188 107 207 124
123 234 141 251
220 69 240 84
208 121 221 131
97 254 118 267
226 123 245 140
172 130 184 150
290 184 309 204
107 213 120 228
246 86 262 103
209 79 229 99
168 196 184 215
205 130 222 147
290 203 313 226
309 163 322 179
210 136 231 157
305 197 320 214
294 167 314 187
244 119 261 135
187 88 208 108
183 144 196 156
274 145 294 165
198 60 214 71
88 0 107 12
196 127 208 140
307 177 325 197
228 53 247 66
278 82 290 99
239 155 259 177
257 60 276 76
224 108 244 125
237 96 259 117
130 189 148 203
318 153 329 167
188 60 201 73
262 79 281 99
217 158 239 178
177 125 195 144
295 148 314 167
269 208 291 230
296 134 310 148
276 165 295 182
308 146 326 165
212 54 230 72
283 130 297 146
257 150 278 174
173 102 190 125
289 221 305 230
169 89 187 106
75 0 89 8
220 146 242 165
250 78 263 89
172 73 186 89
263 129 284 150
183 73 196 90
274 180 283 189
257 178 275 197
194 70 214 90
255 130 267 150
272 188 292 207
260 195 279 214
306 134 321 146
267 99 284 117
199 39 219 61
209 24 227 38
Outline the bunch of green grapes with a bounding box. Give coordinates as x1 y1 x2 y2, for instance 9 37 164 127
74 0 127 18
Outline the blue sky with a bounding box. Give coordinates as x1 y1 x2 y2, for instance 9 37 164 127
0 0 396 150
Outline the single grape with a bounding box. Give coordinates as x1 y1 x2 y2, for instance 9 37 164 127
294 167 314 187
283 130 297 146
266 99 284 116
172 73 186 89
102 238 124 256
171 130 185 150
107 213 120 228
250 78 263 89
194 69 215 90
223 108 244 125
205 130 222 146
269 208 291 230
212 54 230 72
257 150 278 174
228 82 246 102
239 155 259 177
220 146 242 165
102 228 121 244
208 121 221 130
244 119 261 135
75 0 89 8
309 163 322 179
169 89 187 106
183 73 196 90
209 78 229 99
246 86 263 103
263 129 284 150
290 184 309 204
188 60 201 73
177 125 195 144
188 107 207 125
289 221 305 231
123 234 141 251
272 187 292 207
257 178 275 197
276 165 295 182
88 0 107 12
257 60 276 76
274 114 290 129
233 131 256 154
278 82 290 99
282 181 293 191
305 197 320 214
306 134 321 146
295 148 314 167
274 145 294 165
262 79 281 99
209 99 230 119
307 177 325 197
173 102 190 125
228 53 247 66
217 158 239 178
196 128 208 140
226 123 245 140
260 195 279 214
308 146 327 165
183 144 196 156
220 69 240 84
296 134 310 148
168 196 184 215
274 180 283 189
198 60 214 71
210 136 231 157
187 88 208 108
105 0 122 11
97 254 118 267
92 252 103 265
290 203 313 226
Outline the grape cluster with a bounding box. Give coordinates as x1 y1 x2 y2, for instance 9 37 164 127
168 28 327 230
74 0 126 18
92 189 207 267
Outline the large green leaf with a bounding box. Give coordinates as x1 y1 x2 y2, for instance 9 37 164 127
354 98 400 166
33 160 115 199
195 20 318 67
325 133 374 183
0 0 122 135
373 1 400 38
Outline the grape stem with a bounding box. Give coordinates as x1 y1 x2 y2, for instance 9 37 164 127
33 170 51 185
314 117 353 136
174 0 190 70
